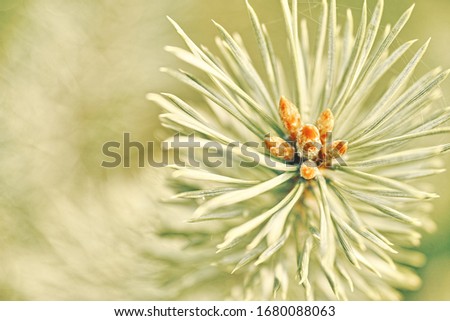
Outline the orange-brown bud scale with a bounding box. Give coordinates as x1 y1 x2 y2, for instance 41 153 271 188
316 109 334 145
264 136 295 161
300 162 318 180
279 96 302 140
319 140 348 168
296 124 321 159
299 124 320 142
330 140 348 157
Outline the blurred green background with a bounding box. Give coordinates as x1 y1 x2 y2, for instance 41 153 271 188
0 0 448 299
